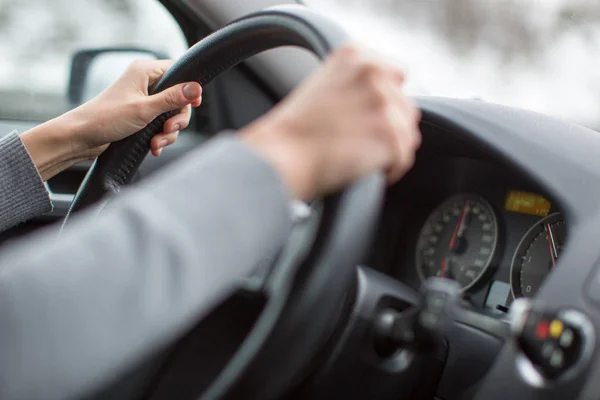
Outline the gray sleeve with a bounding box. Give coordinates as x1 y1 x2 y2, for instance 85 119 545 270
0 133 293 400
0 131 52 231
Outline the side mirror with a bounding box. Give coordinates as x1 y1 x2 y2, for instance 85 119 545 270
67 47 168 106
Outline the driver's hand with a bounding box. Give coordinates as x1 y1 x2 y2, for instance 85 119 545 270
241 44 421 200
21 60 202 181
68 59 202 158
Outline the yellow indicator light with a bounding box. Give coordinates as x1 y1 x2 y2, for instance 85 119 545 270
550 319 564 338
504 191 551 217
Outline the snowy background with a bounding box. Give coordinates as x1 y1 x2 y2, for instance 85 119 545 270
1 0 599 130
307 0 600 130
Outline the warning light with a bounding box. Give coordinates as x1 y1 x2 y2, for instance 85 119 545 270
550 319 564 338
536 320 550 339
505 190 551 217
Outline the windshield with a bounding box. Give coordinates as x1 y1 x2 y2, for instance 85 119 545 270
304 0 600 131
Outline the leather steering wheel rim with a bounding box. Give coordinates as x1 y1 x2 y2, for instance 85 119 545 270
64 5 349 217
63 5 385 400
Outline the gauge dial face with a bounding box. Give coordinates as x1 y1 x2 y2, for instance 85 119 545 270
510 213 566 298
416 194 498 290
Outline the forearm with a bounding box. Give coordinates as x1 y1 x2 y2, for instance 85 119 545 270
0 134 292 400
20 109 94 181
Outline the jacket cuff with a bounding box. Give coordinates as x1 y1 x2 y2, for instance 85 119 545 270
0 131 52 231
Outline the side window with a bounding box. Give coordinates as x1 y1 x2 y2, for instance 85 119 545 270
0 0 188 122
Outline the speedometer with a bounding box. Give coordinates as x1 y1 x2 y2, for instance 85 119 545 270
416 194 498 290
510 213 566 298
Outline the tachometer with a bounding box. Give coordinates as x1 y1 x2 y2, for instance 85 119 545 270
510 213 566 298
416 194 498 290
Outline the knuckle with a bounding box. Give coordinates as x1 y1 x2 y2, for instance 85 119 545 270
357 59 382 80
376 99 389 115
413 105 422 122
365 77 391 110
127 59 149 73
371 88 388 110
163 90 181 108
178 118 190 130
401 148 416 169
412 128 423 148
166 132 179 144
338 43 360 59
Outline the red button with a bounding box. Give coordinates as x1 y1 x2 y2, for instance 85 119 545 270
536 320 550 339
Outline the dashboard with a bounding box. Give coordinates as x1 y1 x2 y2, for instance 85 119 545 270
375 152 566 316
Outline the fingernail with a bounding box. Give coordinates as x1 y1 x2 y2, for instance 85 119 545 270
171 124 180 133
183 83 199 100
156 148 163 157
159 139 168 148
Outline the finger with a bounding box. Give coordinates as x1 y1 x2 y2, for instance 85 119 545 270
125 59 175 88
151 131 179 157
191 96 202 107
163 105 192 133
145 60 176 84
386 119 420 184
387 81 422 145
371 71 421 141
145 82 202 118
384 60 406 85
369 78 420 183
385 102 421 183
363 47 406 84
350 46 406 85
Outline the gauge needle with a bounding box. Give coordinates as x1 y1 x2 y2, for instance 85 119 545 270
441 200 470 277
545 223 558 268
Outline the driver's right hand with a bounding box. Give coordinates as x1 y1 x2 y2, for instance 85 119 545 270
241 44 422 200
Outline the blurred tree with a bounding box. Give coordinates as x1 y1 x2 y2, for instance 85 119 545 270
324 0 600 64
104 0 136 17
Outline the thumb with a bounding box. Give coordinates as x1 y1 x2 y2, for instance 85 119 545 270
146 82 202 116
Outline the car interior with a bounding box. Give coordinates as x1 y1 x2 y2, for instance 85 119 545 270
1 0 599 399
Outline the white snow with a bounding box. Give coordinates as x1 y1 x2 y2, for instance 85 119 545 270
305 0 600 129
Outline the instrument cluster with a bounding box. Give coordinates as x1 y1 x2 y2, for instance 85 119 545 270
387 156 567 313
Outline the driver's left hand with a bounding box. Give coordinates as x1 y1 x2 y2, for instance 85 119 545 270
69 59 203 158
20 59 202 181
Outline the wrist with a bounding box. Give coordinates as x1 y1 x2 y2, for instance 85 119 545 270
20 111 91 181
241 118 316 200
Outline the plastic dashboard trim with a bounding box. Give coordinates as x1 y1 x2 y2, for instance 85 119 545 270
416 96 600 400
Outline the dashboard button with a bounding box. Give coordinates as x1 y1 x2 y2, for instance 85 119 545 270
535 319 549 339
559 329 574 348
511 305 594 382
549 319 564 338
549 349 564 368
541 342 555 358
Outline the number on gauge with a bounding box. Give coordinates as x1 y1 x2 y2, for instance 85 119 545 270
416 194 498 290
510 213 566 298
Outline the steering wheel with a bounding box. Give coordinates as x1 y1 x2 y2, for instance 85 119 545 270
64 5 384 399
